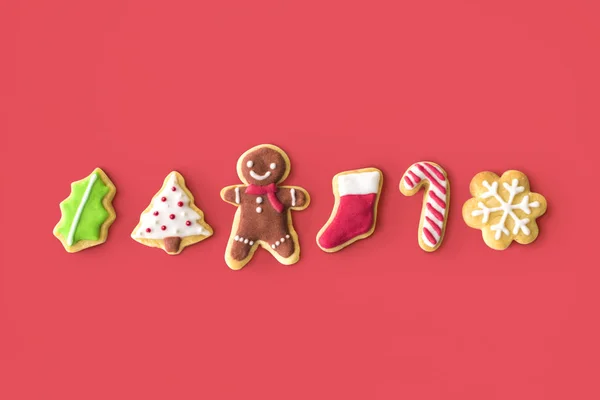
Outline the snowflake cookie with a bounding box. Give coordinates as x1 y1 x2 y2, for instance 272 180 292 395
462 170 547 250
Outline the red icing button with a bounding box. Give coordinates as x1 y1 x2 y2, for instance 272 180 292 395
169 214 175 219
146 228 151 233
153 211 159 216
177 201 184 207
161 225 167 231
161 197 167 202
171 186 176 191
185 221 191 226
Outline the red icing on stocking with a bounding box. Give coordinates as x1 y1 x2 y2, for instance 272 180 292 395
318 193 377 249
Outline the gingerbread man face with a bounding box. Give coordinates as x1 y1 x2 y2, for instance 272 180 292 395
237 146 290 186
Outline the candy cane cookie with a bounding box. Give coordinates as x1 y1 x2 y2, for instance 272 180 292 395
400 161 450 252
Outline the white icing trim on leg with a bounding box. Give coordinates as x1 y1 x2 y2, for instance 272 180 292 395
235 235 254 245
337 171 381 196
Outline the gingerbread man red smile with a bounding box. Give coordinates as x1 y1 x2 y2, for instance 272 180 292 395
221 144 310 270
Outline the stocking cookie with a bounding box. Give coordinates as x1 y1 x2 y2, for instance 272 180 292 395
53 168 117 253
400 161 450 252
462 170 547 250
131 171 213 255
221 144 310 270
317 168 383 252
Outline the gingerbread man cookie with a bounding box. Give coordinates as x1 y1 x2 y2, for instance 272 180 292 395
462 170 547 250
221 144 310 270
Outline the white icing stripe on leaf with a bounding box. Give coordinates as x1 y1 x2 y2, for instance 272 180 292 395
67 172 98 246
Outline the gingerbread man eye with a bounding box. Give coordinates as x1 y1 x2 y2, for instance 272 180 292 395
246 160 254 168
270 163 277 170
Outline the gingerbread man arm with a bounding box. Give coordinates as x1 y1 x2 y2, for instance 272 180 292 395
220 185 246 206
278 186 310 210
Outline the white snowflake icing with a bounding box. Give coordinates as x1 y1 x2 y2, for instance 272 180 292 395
471 179 540 240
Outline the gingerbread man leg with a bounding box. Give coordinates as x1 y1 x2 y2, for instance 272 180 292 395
265 230 295 259
230 230 256 261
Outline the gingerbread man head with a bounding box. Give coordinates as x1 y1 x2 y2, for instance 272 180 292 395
236 144 291 186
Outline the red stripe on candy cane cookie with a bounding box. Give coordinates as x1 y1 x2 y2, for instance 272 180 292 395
408 170 421 185
416 164 446 195
423 162 446 182
423 228 437 246
428 190 447 208
425 216 442 236
426 203 444 222
399 161 450 252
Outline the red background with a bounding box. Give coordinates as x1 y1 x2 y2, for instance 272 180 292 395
1 1 599 399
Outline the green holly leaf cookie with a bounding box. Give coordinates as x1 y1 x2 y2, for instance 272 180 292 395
53 168 117 253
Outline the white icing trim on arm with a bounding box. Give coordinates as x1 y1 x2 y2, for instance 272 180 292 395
235 187 240 204
291 188 296 206
337 171 381 196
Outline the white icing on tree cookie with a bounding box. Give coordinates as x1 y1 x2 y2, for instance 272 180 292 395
133 173 210 239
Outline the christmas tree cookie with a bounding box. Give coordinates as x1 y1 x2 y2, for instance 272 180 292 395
131 171 213 255
53 168 117 253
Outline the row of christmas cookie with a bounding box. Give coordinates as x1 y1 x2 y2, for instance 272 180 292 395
53 144 547 270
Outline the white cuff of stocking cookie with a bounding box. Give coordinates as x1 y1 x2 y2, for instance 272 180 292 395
337 171 381 196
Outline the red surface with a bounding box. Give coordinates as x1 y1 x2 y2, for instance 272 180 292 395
1 1 599 399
